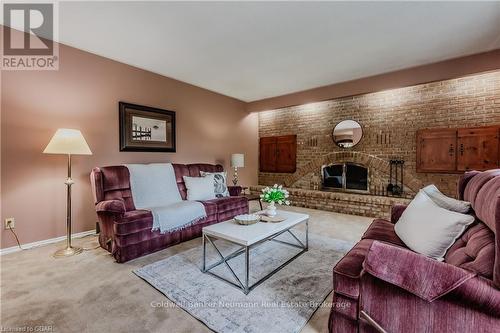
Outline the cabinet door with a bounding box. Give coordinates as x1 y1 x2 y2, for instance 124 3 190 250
259 137 277 172
276 135 297 173
457 127 499 171
417 129 457 172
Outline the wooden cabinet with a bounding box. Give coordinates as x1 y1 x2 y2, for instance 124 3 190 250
457 127 499 171
259 137 277 172
276 135 297 173
259 135 297 173
417 129 457 173
417 126 499 173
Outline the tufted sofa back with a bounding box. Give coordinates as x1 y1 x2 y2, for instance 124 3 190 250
448 170 500 288
90 163 224 210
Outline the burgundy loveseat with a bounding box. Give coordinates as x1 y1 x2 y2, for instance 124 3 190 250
90 163 249 262
329 170 500 332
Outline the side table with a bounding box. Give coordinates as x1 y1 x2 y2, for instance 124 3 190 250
242 194 263 210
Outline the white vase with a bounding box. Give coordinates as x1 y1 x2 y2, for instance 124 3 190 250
266 202 277 217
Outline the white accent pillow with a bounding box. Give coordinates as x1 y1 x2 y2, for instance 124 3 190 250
200 171 229 198
183 175 217 201
394 190 475 261
422 184 471 213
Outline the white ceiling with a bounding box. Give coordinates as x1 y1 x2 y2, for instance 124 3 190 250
8 2 500 101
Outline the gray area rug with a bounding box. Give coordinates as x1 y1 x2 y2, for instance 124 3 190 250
134 232 353 333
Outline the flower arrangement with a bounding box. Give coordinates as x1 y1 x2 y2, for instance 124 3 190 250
260 184 290 206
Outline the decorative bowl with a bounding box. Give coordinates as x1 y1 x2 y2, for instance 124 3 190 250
234 214 260 225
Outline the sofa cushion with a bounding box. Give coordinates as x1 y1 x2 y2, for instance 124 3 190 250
115 204 219 237
200 200 218 217
116 210 153 235
173 164 224 200
361 219 405 247
200 171 230 197
202 196 249 222
445 222 495 279
113 215 220 262
423 184 471 213
183 175 217 201
394 190 475 261
364 241 476 302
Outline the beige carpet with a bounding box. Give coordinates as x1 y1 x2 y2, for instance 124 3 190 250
0 203 371 333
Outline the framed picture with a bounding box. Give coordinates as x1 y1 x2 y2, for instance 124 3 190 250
119 102 176 152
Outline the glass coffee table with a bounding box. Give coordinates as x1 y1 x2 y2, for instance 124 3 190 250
201 210 309 294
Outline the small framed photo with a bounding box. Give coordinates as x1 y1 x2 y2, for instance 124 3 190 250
119 102 176 152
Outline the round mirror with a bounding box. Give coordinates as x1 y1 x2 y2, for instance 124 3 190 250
332 120 363 148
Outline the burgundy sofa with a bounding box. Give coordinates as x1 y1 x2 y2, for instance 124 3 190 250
90 163 249 263
329 170 500 332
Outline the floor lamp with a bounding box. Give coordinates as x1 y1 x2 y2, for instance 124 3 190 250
43 129 92 258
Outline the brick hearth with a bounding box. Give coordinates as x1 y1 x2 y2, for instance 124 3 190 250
250 185 411 219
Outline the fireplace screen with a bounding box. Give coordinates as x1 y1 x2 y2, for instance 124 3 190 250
322 163 368 192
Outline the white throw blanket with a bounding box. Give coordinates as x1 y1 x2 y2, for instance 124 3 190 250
125 163 207 233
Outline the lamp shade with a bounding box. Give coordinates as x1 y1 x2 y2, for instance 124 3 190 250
231 153 244 168
43 129 92 155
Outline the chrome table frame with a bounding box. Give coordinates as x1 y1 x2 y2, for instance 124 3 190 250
201 220 308 295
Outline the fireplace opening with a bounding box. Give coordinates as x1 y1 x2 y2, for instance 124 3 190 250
321 163 368 193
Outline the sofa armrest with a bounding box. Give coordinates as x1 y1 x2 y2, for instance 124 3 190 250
390 204 407 223
228 186 242 196
95 199 126 214
363 241 476 302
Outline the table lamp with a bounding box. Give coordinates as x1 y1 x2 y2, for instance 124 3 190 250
230 153 245 185
43 129 92 257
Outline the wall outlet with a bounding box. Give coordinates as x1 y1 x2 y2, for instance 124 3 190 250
4 218 15 229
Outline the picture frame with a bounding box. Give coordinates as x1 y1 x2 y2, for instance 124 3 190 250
119 102 176 152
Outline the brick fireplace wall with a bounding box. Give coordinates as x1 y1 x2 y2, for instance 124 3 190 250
259 70 500 198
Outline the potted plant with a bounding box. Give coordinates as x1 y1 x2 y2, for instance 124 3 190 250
260 184 290 217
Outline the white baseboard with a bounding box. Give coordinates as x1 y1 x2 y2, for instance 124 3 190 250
0 229 97 256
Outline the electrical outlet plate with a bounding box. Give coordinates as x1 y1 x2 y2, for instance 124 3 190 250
5 218 15 229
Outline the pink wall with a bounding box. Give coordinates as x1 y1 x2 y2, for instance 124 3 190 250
1 30 258 249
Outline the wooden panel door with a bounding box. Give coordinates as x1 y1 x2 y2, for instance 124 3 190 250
276 135 297 173
417 129 457 173
259 137 277 172
457 127 499 171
